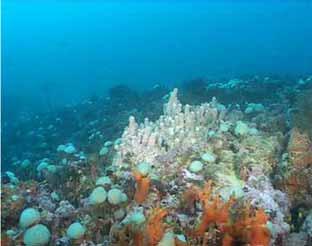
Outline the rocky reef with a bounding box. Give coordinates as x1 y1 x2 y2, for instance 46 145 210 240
1 76 312 245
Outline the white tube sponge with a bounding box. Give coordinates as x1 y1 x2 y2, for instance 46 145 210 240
115 88 225 169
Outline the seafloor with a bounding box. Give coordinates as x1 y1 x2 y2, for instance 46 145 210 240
1 76 312 246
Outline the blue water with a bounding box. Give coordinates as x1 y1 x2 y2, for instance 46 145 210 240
2 0 312 119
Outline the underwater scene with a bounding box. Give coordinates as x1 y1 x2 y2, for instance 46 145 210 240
1 1 312 245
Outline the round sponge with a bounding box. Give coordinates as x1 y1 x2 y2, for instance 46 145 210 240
89 187 107 205
66 222 86 240
108 188 127 205
19 208 40 229
188 160 203 173
23 224 51 246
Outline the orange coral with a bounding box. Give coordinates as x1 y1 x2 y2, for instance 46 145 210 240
184 182 270 246
146 208 168 245
133 208 168 246
133 231 144 246
222 233 234 246
248 209 271 246
132 208 167 246
133 171 151 204
185 181 234 237
233 206 270 246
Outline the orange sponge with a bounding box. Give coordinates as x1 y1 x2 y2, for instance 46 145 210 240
133 171 150 204
146 208 168 245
